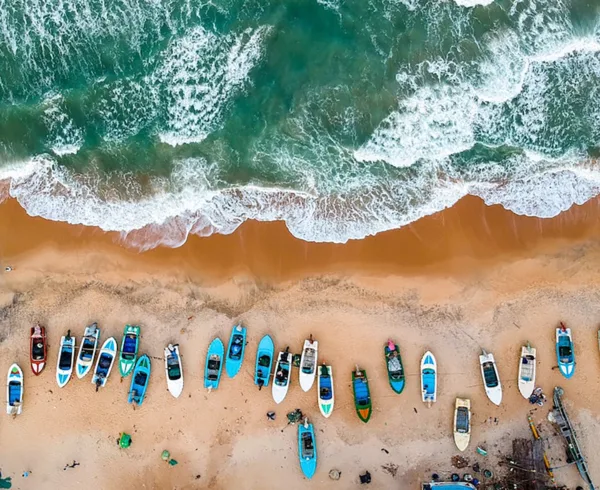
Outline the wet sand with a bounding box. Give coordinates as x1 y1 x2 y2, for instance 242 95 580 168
1 196 600 489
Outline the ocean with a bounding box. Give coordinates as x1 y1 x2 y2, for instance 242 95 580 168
0 0 599 249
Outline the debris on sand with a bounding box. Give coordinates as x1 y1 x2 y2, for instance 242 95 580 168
381 463 399 477
451 455 469 469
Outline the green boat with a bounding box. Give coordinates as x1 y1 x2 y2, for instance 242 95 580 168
352 366 372 423
119 325 140 377
385 339 405 394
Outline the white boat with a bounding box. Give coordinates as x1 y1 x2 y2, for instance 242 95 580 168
164 344 184 398
7 363 23 415
272 349 292 404
453 397 471 451
420 351 437 405
317 364 334 418
92 337 117 389
299 336 318 392
479 349 502 406
76 323 100 379
56 332 76 388
517 343 536 399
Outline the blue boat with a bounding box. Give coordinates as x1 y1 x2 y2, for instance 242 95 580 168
421 351 437 404
298 418 317 479
556 323 575 379
128 355 151 406
225 325 246 378
254 334 274 389
385 339 405 394
205 337 224 390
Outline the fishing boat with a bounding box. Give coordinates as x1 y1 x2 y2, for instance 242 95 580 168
317 364 334 418
385 339 405 394
164 344 183 398
299 336 318 392
298 417 317 479
204 337 224 390
56 331 75 388
254 334 274 389
352 366 372 423
76 323 100 379
128 354 151 406
6 363 23 415
453 397 471 452
119 325 140 377
30 324 47 375
479 349 502 406
421 351 437 405
225 325 246 378
422 483 477 489
556 323 575 379
92 337 117 390
517 343 536 399
272 348 292 404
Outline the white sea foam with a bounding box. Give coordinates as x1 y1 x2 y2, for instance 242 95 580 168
452 0 494 6
158 25 270 146
42 94 84 156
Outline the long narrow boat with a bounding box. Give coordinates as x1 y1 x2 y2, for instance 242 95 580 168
254 334 274 389
119 325 140 377
6 363 23 415
421 351 437 405
204 337 224 390
164 344 184 398
556 323 575 379
317 364 334 418
272 348 292 404
92 337 117 390
225 325 246 378
299 336 318 392
453 397 471 452
76 323 100 379
128 355 151 406
298 417 317 479
56 331 75 388
30 324 47 375
385 339 405 394
517 343 536 399
479 349 502 406
352 366 372 423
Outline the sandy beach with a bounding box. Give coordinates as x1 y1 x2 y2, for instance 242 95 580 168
1 195 600 489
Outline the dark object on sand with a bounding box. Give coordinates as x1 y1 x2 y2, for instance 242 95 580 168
118 433 132 448
431 473 439 481
287 408 303 425
381 448 389 454
451 473 460 482
483 469 493 479
451 455 469 469
329 469 341 480
267 411 276 421
359 471 371 484
472 462 480 473
63 461 80 470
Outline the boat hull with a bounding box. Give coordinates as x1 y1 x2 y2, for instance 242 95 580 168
7 363 23 415
30 326 47 376
56 335 76 388
272 351 292 404
254 335 274 388
479 351 502 406
385 342 405 394
453 397 471 452
299 339 318 392
76 323 100 379
119 325 141 377
225 325 246 378
421 351 437 404
556 327 575 379
128 355 151 405
165 344 184 398
92 337 117 388
317 365 334 418
298 421 317 479
204 338 224 390
517 345 536 399
352 369 372 423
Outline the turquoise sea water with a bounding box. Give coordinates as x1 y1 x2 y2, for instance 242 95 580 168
0 0 599 248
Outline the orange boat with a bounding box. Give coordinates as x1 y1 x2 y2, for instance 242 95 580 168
30 324 47 375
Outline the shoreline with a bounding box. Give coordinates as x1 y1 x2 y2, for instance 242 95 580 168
1 196 600 488
1 194 600 281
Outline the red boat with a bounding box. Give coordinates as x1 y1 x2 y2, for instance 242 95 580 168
30 324 47 375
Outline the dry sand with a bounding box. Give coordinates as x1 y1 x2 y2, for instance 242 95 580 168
0 196 600 489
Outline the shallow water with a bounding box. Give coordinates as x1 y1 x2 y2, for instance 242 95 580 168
0 0 599 248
